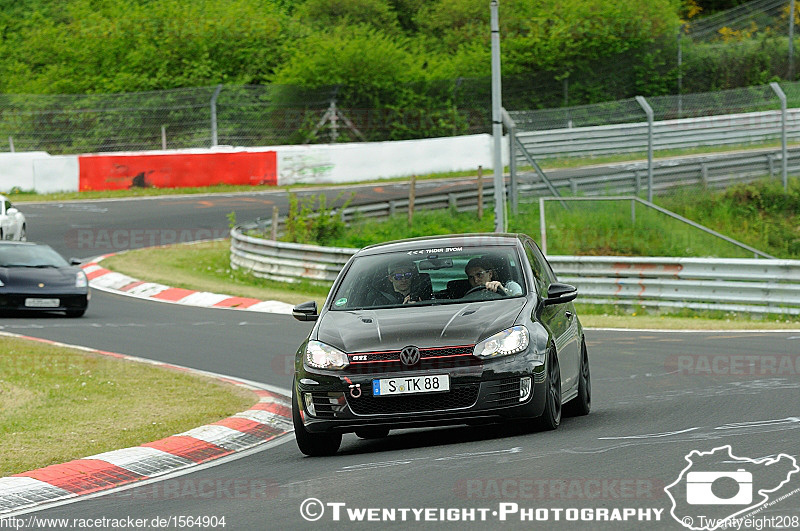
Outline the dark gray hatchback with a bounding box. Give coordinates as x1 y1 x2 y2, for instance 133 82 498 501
291 234 590 456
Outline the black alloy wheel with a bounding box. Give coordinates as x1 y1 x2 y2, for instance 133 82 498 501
536 346 561 430
565 338 591 417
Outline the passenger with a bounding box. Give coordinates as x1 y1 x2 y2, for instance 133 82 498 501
464 257 523 296
371 261 430 305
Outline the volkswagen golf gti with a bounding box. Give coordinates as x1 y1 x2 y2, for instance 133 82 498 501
291 233 590 456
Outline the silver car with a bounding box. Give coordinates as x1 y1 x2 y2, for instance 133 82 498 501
0 195 26 241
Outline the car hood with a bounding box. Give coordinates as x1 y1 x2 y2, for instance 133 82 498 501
0 267 78 289
316 299 527 352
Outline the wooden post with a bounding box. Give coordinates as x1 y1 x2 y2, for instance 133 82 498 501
408 174 416 226
477 166 484 220
271 205 279 240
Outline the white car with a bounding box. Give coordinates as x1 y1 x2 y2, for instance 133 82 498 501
0 195 26 241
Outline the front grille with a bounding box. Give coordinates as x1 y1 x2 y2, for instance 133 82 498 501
485 378 521 407
347 383 479 415
349 345 475 365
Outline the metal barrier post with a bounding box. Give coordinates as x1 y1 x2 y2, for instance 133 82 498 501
210 84 222 147
635 96 654 202
770 82 788 190
502 108 518 214
539 196 547 255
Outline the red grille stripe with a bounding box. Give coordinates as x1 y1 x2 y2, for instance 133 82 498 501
350 353 475 364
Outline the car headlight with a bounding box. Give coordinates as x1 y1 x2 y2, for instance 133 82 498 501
76 271 88 288
473 326 530 359
305 340 349 370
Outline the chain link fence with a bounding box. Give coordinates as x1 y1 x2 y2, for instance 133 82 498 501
0 81 496 154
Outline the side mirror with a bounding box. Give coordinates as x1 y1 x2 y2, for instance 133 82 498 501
7 207 18 215
292 301 319 322
69 258 83 266
544 282 577 306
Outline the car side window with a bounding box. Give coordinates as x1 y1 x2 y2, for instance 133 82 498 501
524 241 554 296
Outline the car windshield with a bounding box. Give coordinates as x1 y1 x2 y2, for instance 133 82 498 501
330 245 526 310
0 245 69 268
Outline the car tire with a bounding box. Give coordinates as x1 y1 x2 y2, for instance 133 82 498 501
19 225 26 241
535 346 561 431
565 338 591 417
355 427 390 439
66 309 86 318
292 387 342 457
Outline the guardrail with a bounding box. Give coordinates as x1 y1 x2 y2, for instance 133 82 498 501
230 226 800 315
511 109 800 160
512 146 800 199
231 227 357 284
551 256 800 316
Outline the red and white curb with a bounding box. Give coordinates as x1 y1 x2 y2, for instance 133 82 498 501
80 254 295 314
0 332 293 516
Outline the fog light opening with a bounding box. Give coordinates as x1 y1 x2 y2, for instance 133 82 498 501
303 392 316 416
519 376 532 402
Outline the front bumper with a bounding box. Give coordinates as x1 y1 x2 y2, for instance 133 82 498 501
295 354 547 434
0 291 89 313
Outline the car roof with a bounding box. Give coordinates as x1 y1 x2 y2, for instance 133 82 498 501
356 233 525 256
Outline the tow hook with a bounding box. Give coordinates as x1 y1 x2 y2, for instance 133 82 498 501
349 383 361 398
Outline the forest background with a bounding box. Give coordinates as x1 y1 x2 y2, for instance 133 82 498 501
0 0 792 111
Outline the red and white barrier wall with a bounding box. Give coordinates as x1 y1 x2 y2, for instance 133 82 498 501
0 134 503 193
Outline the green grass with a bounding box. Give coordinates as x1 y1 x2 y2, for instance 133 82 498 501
313 177 799 260
0 336 256 476
660 180 800 258
102 241 330 307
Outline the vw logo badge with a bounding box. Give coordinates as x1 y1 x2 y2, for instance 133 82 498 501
400 346 421 366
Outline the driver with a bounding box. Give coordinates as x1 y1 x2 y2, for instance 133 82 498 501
464 257 523 296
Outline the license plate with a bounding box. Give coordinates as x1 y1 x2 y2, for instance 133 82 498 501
372 374 450 396
25 298 60 308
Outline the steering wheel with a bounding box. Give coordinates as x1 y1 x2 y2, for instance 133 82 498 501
464 284 509 299
464 285 488 296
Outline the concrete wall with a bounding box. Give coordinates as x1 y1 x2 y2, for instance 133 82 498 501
0 152 80 193
78 150 277 191
32 156 80 194
0 134 505 193
275 134 498 186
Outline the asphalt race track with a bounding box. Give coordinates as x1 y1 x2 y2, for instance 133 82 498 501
2 190 799 530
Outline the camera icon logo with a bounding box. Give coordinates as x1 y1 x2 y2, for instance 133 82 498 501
686 469 752 505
